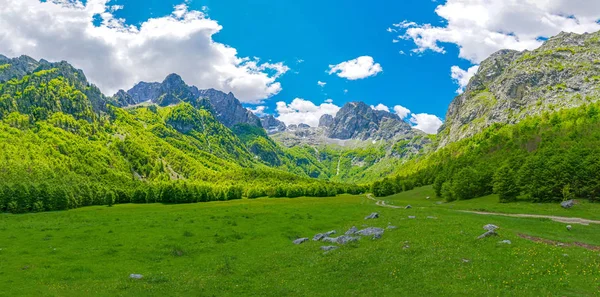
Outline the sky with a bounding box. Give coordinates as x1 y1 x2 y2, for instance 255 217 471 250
1 0 600 134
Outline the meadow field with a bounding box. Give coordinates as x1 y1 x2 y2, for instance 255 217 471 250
1 188 599 296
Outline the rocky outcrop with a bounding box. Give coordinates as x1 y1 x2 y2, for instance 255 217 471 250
327 102 414 141
319 114 334 128
119 74 261 128
198 88 261 128
260 115 286 134
440 31 600 146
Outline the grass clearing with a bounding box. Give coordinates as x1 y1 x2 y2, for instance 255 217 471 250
1 192 600 296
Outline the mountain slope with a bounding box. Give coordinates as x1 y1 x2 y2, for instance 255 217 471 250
439 31 600 146
0 56 364 213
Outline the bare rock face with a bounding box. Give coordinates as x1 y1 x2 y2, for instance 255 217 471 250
260 115 286 134
439 31 600 146
327 102 414 141
319 114 334 128
199 88 261 128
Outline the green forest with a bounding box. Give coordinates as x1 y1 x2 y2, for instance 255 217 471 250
373 100 600 204
0 64 366 213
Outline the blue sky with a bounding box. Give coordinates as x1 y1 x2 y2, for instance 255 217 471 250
3 0 599 133
109 0 466 120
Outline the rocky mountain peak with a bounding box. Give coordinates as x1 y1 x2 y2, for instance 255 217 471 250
318 114 334 128
326 101 410 140
260 115 286 134
121 75 261 128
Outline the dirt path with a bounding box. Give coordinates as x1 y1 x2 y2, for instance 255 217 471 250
366 194 600 225
458 210 600 226
366 194 404 209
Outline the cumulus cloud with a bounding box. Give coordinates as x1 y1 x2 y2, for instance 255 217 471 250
328 56 383 80
451 65 480 94
276 98 340 127
0 0 288 103
394 0 600 63
248 105 267 116
317 81 327 87
393 105 411 119
370 103 390 112
410 113 443 134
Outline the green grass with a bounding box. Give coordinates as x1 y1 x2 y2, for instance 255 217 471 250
384 186 600 221
1 192 600 296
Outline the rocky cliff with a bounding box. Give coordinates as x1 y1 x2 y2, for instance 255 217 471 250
439 31 600 146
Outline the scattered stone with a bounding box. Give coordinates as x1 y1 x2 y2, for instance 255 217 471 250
345 226 358 235
408 216 416 219
387 225 397 230
321 246 339 252
313 233 326 241
561 200 575 209
365 212 379 220
21 265 30 270
325 230 337 236
336 235 360 245
483 224 499 231
293 238 309 245
405 205 412 209
129 274 143 279
403 245 410 249
499 240 512 245
435 201 443 205
477 230 498 239
563 254 569 257
356 227 385 237
426 196 430 200
426 216 437 219
322 237 338 243
566 225 572 231
462 259 470 263
373 233 383 240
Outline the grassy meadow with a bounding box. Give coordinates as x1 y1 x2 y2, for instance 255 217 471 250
1 189 600 296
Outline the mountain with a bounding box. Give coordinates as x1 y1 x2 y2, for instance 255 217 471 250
323 101 415 140
265 101 431 183
0 54 114 113
117 75 261 128
260 115 286 134
374 30 600 204
0 55 366 213
439 31 600 146
198 88 261 128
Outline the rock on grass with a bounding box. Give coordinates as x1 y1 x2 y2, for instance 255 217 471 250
293 238 309 245
365 212 379 220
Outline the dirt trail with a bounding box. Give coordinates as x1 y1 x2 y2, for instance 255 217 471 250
366 194 404 209
366 194 600 225
458 210 600 226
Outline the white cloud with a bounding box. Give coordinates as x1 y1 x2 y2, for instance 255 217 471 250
393 105 411 119
370 103 390 112
394 0 600 63
248 105 267 116
410 113 443 134
328 56 383 80
324 99 333 103
317 81 327 87
451 65 480 94
276 98 340 127
343 89 349 94
0 1 288 103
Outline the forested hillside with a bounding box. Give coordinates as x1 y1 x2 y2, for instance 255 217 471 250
0 57 365 213
374 101 600 204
